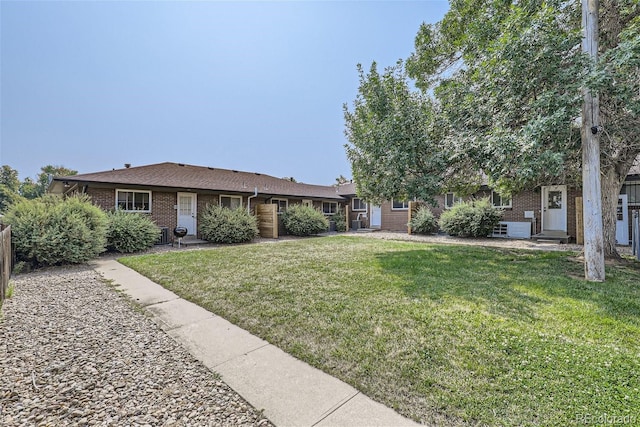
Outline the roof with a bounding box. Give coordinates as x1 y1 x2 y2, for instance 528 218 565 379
49 162 345 200
336 182 357 196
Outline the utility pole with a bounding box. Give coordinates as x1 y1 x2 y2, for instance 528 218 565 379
581 0 605 281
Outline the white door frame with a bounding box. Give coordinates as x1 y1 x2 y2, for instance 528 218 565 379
177 192 197 236
541 185 567 232
616 194 629 245
370 205 382 228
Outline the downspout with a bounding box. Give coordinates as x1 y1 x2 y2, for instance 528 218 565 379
247 187 258 213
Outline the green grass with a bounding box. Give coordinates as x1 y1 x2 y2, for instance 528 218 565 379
120 236 640 426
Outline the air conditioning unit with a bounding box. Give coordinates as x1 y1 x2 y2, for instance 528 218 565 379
156 226 170 245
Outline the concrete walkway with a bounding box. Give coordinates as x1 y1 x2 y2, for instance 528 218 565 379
92 258 421 427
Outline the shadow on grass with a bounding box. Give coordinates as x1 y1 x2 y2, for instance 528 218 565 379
374 245 640 326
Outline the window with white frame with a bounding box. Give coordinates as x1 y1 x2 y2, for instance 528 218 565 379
445 193 463 209
322 201 338 215
392 200 409 210
622 181 640 205
302 199 313 207
116 190 151 212
220 195 242 209
271 198 288 213
491 191 512 208
352 198 367 211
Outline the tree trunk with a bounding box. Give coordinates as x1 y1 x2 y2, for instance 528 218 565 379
600 167 624 259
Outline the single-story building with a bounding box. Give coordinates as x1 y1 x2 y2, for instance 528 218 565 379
48 162 348 239
49 159 639 244
337 159 640 245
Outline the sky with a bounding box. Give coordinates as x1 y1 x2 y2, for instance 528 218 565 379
1 0 449 186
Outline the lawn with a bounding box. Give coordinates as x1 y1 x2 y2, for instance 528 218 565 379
119 236 640 426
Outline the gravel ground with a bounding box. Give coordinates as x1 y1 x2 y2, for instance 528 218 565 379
0 265 273 427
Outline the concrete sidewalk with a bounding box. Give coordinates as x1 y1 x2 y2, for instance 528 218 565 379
92 258 421 427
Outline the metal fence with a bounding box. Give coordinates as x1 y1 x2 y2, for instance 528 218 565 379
633 210 639 261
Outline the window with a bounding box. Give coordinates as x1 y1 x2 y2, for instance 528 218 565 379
392 200 409 210
352 198 367 211
271 198 288 213
622 181 640 205
445 193 462 209
302 199 313 207
220 195 242 209
491 191 512 208
322 201 338 215
116 190 151 212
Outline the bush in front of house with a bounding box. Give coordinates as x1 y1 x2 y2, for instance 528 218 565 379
331 207 348 232
282 204 329 236
106 210 161 253
409 206 438 234
199 204 259 244
438 198 503 238
3 194 107 267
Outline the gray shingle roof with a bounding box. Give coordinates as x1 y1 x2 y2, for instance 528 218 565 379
52 162 345 200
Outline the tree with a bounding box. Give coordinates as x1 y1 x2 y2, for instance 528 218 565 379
27 165 78 199
344 62 459 205
334 175 350 186
345 0 639 263
0 165 22 213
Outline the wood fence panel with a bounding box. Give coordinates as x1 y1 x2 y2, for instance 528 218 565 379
408 201 421 235
576 197 584 245
256 204 278 239
0 225 12 303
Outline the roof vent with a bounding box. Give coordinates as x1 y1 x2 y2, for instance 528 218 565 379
208 167 215 170
124 163 131 168
178 163 185 167
232 170 238 173
255 172 261 175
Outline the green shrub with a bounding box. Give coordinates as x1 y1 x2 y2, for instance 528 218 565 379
438 198 503 237
282 204 329 236
409 206 438 234
106 210 160 253
3 194 107 267
331 207 347 232
199 204 259 244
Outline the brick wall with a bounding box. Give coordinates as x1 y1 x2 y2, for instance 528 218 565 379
380 201 411 232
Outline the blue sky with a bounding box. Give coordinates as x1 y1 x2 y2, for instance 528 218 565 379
1 1 449 185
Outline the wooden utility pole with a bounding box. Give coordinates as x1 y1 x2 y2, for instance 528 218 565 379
581 0 605 282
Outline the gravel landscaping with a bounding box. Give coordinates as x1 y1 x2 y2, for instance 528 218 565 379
0 265 273 427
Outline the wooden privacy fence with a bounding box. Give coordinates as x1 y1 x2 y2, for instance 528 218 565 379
407 201 423 235
0 225 12 303
576 197 584 245
256 204 278 239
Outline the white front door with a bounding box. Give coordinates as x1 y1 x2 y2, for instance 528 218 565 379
616 194 629 245
177 192 197 236
370 205 382 228
542 185 567 232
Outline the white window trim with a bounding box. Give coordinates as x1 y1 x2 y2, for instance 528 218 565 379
271 198 289 213
491 191 512 208
115 189 152 213
444 193 463 209
352 198 367 212
391 199 410 211
322 201 338 215
302 199 313 207
219 194 243 209
623 181 640 206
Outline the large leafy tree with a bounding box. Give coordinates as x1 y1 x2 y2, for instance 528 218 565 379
0 165 23 213
345 0 639 258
